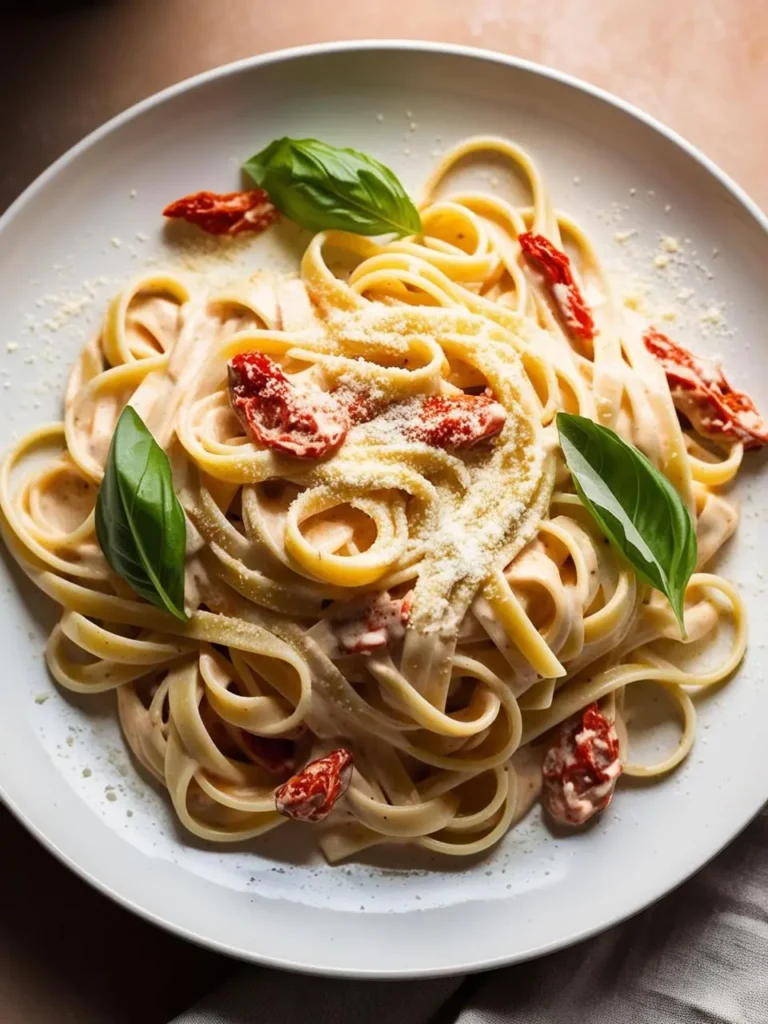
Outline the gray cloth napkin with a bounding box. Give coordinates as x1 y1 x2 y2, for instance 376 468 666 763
173 808 768 1024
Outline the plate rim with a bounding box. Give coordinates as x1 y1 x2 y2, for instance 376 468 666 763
1 39 767 978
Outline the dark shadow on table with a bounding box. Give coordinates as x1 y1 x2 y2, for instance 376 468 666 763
10 0 115 13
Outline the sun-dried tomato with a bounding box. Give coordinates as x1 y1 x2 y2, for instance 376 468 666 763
644 327 768 449
333 591 412 654
406 393 506 449
519 231 596 342
274 748 354 823
228 351 349 459
541 703 622 826
337 389 377 426
163 189 278 236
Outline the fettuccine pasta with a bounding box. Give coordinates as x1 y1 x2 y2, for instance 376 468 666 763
0 137 751 861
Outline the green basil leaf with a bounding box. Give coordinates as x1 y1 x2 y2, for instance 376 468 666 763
556 412 696 631
243 137 422 237
95 406 187 621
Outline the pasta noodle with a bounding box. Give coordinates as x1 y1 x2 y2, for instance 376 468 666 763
0 137 748 861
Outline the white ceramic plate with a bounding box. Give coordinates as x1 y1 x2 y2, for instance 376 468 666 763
1 41 767 977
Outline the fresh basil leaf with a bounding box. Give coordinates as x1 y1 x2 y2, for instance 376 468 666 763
95 406 188 621
556 412 696 631
243 137 422 237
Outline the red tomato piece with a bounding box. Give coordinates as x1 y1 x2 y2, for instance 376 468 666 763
274 749 354 823
519 231 596 342
228 352 349 459
333 591 413 654
163 189 278 236
340 390 377 426
644 327 768 449
541 703 622 826
407 393 507 449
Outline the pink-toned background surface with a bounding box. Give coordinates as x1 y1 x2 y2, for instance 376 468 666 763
1 3 765 1021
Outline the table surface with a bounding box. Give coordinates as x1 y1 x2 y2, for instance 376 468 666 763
1 2 765 1021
